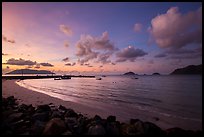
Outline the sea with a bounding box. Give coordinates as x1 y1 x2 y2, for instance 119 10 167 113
15 75 202 130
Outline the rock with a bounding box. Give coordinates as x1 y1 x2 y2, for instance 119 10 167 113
65 117 78 131
58 105 67 111
88 124 106 135
133 120 145 135
94 115 102 122
30 120 46 135
10 119 25 129
32 112 49 122
18 104 28 112
64 109 78 117
43 118 66 135
14 125 29 134
26 104 35 115
62 130 72 135
120 120 145 135
130 118 140 124
50 110 63 119
36 105 51 113
165 127 195 136
7 112 24 123
143 122 164 135
107 115 116 123
7 96 17 105
2 109 15 119
106 122 120 135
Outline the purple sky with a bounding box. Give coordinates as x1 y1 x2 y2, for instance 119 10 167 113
2 2 202 75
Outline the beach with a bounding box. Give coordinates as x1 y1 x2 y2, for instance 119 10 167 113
2 79 202 135
2 79 109 118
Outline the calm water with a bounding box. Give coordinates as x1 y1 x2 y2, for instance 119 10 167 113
16 75 202 130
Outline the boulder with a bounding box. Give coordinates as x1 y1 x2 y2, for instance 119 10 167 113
120 120 145 135
165 127 196 136
106 122 120 135
58 105 67 111
7 112 24 123
64 117 78 131
143 122 164 135
32 112 49 122
62 130 72 135
64 109 78 117
30 120 46 135
88 124 106 135
94 115 102 122
36 105 51 113
18 104 28 112
43 118 66 135
107 115 116 123
50 110 63 119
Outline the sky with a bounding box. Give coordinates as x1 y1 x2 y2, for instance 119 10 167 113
2 2 202 75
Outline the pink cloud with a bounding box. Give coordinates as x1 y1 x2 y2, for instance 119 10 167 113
76 31 117 64
116 46 147 62
150 6 202 49
134 23 143 32
59 24 73 36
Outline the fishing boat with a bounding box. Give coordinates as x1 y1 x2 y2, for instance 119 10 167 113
96 77 102 80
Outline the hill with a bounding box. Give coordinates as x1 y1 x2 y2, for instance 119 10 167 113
123 72 136 75
170 64 202 75
6 69 55 74
152 73 160 75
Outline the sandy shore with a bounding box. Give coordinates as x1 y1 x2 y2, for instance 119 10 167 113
2 79 108 119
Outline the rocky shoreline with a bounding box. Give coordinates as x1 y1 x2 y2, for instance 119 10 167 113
1 96 202 135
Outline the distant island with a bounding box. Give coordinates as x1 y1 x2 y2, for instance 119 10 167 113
123 71 136 75
171 64 202 75
6 69 55 74
152 72 160 75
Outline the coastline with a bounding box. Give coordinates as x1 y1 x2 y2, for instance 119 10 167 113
2 79 108 119
2 79 202 132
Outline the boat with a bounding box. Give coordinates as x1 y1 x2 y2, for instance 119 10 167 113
101 75 106 77
96 77 102 80
54 77 61 80
132 77 138 79
61 75 71 79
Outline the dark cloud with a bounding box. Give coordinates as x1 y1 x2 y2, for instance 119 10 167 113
2 35 15 44
72 62 76 66
27 65 33 69
62 57 69 62
76 31 117 64
154 53 167 58
40 63 54 67
65 62 76 66
149 6 202 49
35 64 40 69
97 52 112 64
116 46 147 62
4 58 37 66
